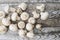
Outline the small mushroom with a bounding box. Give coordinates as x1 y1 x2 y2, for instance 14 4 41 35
18 29 27 37
26 23 34 31
11 12 18 21
40 12 49 20
21 12 29 21
28 17 35 24
16 8 22 14
26 31 34 38
2 18 10 26
18 3 27 10
36 24 42 30
0 25 7 34
36 4 45 12
32 11 40 19
18 21 25 29
9 24 18 31
0 11 5 19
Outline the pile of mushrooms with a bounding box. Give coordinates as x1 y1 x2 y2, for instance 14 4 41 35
0 3 49 38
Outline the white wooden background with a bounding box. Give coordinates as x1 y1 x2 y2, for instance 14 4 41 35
0 0 60 40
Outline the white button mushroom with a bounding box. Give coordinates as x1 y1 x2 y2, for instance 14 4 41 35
28 17 35 24
2 18 10 26
0 25 7 34
40 12 49 20
9 7 16 12
36 4 45 12
32 11 40 19
11 12 18 21
9 24 18 32
18 29 27 37
18 21 25 29
0 11 5 19
21 12 29 21
26 23 34 31
36 24 42 30
16 8 22 14
18 3 27 10
26 31 34 38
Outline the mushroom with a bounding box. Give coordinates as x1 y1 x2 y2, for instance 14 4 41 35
28 17 35 24
21 12 29 21
2 18 10 26
16 8 22 14
18 3 27 10
11 12 18 21
26 31 34 38
9 24 18 31
26 23 34 31
18 29 27 37
32 11 40 19
36 4 45 12
0 11 5 19
18 21 25 29
36 24 42 30
0 25 7 34
40 12 49 20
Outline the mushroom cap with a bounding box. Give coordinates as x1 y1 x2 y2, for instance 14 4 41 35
21 12 29 21
16 8 22 14
9 24 18 31
26 23 34 31
32 11 40 19
0 11 5 19
36 24 42 30
28 17 35 24
40 12 49 20
2 18 10 26
18 3 27 10
26 31 34 38
0 25 7 34
36 4 45 12
18 21 25 29
11 12 18 21
18 29 27 37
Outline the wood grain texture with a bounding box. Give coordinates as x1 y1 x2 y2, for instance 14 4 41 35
0 0 60 40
